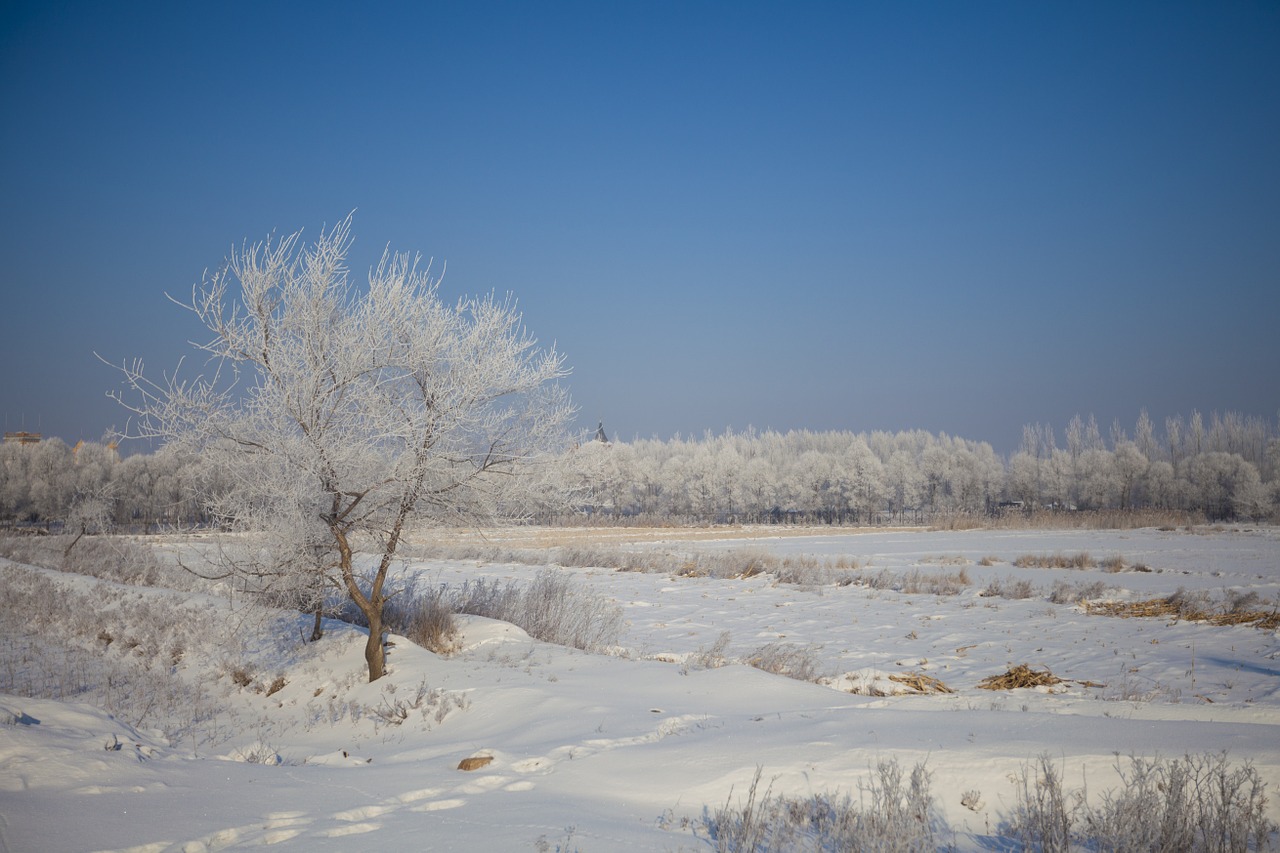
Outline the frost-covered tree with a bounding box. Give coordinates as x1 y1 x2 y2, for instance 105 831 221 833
110 217 573 680
25 438 74 524
1183 452 1265 520
841 437 884 521
0 441 32 521
1076 448 1119 510
884 448 923 518
1112 441 1148 510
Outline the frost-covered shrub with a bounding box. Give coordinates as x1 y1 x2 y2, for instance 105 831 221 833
376 577 459 654
862 568 971 596
516 569 624 652
382 568 623 654
746 642 822 683
1165 586 1214 619
1014 552 1097 570
1006 752 1275 852
700 754 1274 853
774 554 859 586
982 577 1036 599
1005 754 1077 852
704 761 941 852
0 563 266 746
1048 580 1110 605
682 630 732 673
0 534 163 586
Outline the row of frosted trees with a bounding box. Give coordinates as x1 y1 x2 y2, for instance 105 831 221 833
0 439 211 531
2 410 1277 530
556 428 1004 524
556 411 1279 524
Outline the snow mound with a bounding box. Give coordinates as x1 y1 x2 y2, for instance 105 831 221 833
822 668 952 697
451 615 533 651
0 695 167 792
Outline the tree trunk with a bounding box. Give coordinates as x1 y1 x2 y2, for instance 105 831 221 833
309 603 324 643
364 609 386 681
62 526 86 561
331 523 387 682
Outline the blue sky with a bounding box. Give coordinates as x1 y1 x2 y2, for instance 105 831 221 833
2 1 1277 454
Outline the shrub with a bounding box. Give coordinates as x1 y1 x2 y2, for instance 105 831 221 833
383 584 458 654
1006 754 1076 852
0 562 268 747
746 642 822 683
1014 552 1097 570
900 567 971 595
381 568 623 654
1101 555 1126 573
1166 587 1213 619
982 577 1036 599
1007 752 1276 852
0 534 163 586
703 760 940 852
1048 580 1110 605
682 631 732 673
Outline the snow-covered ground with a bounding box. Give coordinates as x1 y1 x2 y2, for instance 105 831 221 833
2 525 1279 851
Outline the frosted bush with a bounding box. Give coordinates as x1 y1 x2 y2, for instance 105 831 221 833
1006 752 1275 852
381 568 623 654
704 760 941 852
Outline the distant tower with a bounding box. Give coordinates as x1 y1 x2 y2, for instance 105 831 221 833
594 421 609 443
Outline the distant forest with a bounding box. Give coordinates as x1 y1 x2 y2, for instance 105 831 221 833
2 409 1276 531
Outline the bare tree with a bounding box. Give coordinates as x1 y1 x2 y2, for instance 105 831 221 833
108 216 573 680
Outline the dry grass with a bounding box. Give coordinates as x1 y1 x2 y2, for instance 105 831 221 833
981 577 1036 600
1086 594 1280 630
1014 552 1097 570
1101 555 1126 573
949 509 1207 531
408 524 907 551
978 664 1066 690
887 672 953 695
746 642 823 683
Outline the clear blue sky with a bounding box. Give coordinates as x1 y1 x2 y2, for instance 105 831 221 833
2 1 1277 454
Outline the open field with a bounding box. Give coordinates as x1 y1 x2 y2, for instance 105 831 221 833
3 524 1279 851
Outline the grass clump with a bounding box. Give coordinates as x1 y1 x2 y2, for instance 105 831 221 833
864 568 972 596
1014 552 1097 570
1101 555 1127 573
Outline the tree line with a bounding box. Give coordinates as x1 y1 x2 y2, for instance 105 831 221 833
556 409 1278 524
4 409 1275 532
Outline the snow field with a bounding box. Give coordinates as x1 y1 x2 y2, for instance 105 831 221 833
1 525 1278 851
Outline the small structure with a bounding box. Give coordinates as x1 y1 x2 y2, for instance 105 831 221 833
3 431 42 446
594 421 610 444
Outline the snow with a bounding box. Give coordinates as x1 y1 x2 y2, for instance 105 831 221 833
2 525 1279 851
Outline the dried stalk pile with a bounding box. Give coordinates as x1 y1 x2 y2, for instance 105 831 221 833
1086 599 1280 630
887 672 954 694
977 665 1064 691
